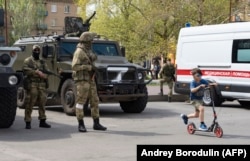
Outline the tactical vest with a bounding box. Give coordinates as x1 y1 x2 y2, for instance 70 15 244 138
72 47 93 81
163 64 175 77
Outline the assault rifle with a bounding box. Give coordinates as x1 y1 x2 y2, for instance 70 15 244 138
39 68 63 79
28 60 62 79
40 60 62 79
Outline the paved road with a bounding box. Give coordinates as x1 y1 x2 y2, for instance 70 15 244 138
0 101 249 161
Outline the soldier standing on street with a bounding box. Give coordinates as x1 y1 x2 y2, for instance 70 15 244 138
72 32 107 132
159 58 176 102
22 45 51 129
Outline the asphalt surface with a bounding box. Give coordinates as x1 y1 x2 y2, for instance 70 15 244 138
0 101 249 161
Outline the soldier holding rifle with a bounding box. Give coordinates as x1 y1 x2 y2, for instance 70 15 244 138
22 45 51 129
72 32 107 132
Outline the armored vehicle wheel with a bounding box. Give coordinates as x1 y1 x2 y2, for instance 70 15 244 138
120 86 148 113
17 87 26 109
0 87 17 128
61 79 76 116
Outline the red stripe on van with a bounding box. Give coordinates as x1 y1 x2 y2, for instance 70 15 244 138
177 69 250 78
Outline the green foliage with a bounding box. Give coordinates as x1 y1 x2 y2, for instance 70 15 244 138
76 0 238 61
9 0 45 43
0 0 45 45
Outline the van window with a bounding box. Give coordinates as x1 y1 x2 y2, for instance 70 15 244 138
232 39 250 63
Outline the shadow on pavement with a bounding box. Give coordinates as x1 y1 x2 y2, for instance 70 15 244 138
185 132 250 140
222 134 250 140
46 104 180 120
0 116 76 142
105 130 170 137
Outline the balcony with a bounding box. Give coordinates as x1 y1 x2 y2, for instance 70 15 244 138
37 24 48 30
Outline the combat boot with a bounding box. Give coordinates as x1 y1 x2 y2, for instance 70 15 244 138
25 122 31 129
39 119 51 128
168 97 172 102
78 120 87 132
93 118 107 131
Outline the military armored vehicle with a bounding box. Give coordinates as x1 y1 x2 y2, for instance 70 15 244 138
13 12 152 116
0 8 22 128
0 47 22 128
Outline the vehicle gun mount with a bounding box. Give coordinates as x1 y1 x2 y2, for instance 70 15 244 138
64 11 96 37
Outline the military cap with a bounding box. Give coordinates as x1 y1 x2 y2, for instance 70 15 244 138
79 32 97 42
33 44 41 50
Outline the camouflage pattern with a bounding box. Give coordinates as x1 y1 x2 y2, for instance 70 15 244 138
79 32 97 42
160 77 174 97
33 44 41 50
72 40 100 121
22 56 49 122
75 80 100 120
160 63 175 78
159 63 175 97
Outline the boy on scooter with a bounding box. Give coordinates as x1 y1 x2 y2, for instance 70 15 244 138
180 68 216 131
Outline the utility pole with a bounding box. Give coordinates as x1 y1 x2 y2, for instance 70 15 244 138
4 0 8 45
229 0 232 22
244 0 248 21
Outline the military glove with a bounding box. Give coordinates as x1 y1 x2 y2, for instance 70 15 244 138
36 70 47 79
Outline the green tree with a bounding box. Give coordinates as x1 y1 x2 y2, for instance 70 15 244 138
76 0 239 62
0 0 46 44
8 0 45 43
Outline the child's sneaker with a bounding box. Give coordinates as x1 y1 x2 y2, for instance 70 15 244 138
180 114 188 125
199 123 208 131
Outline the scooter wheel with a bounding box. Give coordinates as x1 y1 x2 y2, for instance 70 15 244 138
214 126 223 138
187 123 196 134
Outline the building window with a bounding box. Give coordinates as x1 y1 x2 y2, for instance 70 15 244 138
51 19 56 26
64 5 70 13
51 4 57 13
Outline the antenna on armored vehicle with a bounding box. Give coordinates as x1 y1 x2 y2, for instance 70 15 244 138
64 11 96 37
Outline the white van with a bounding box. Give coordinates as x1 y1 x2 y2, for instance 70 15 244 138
174 22 250 107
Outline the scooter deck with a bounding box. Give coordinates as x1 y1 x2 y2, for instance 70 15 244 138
192 128 213 132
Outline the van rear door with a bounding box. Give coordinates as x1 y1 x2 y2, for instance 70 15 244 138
230 38 250 99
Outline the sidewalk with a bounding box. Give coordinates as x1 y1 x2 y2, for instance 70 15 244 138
147 79 188 102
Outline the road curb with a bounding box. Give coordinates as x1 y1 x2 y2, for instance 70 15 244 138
148 94 188 102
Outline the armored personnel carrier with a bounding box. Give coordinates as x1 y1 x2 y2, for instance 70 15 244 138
0 8 22 128
0 47 22 128
13 12 152 116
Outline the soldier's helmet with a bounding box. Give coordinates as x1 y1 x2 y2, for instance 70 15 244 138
79 32 97 42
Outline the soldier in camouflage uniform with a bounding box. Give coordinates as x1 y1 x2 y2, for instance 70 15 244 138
72 32 107 132
159 58 175 102
22 45 51 129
